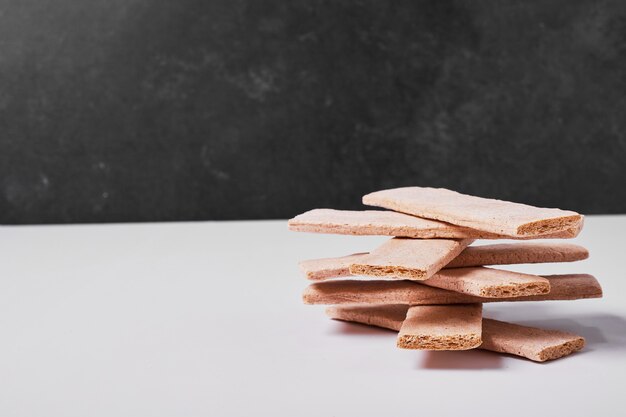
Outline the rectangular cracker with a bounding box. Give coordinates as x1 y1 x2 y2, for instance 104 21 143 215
326 305 409 330
302 260 550 297
349 238 473 281
303 274 602 305
299 253 369 281
397 304 482 350
289 209 503 239
302 256 551 297
446 242 589 268
298 242 588 281
326 304 410 330
288 208 578 240
362 187 583 238
423 267 551 298
326 305 585 361
481 318 586 362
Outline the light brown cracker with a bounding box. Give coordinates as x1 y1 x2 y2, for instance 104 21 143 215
397 304 482 350
325 304 409 331
423 267 551 298
289 209 503 239
298 242 588 281
299 253 368 281
288 208 579 240
363 187 583 238
481 319 585 361
303 274 602 305
446 243 589 268
349 237 473 281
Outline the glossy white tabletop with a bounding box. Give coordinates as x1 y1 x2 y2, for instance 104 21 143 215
0 216 623 416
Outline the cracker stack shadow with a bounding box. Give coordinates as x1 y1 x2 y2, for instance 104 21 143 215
289 186 602 363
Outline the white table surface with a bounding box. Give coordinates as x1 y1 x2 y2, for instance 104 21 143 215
0 215 624 417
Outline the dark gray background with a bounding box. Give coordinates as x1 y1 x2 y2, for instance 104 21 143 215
1 0 625 224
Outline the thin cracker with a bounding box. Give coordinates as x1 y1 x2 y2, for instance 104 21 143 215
299 242 588 282
397 304 482 350
349 237 473 281
289 208 579 240
303 274 602 305
363 187 583 238
422 267 551 298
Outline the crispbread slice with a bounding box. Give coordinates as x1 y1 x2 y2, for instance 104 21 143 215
446 243 589 268
423 267 550 298
302 262 550 297
363 187 583 238
397 304 482 350
480 319 586 362
288 208 579 240
289 209 503 239
325 305 409 330
326 304 409 330
348 238 473 281
325 305 585 361
298 243 588 281
299 253 368 281
303 274 602 305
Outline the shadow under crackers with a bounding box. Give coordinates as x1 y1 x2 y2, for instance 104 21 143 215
419 349 504 370
516 314 626 352
327 320 397 337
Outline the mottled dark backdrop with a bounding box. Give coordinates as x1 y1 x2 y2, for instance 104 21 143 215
1 0 625 223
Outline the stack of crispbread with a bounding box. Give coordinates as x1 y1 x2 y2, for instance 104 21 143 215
289 187 602 362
